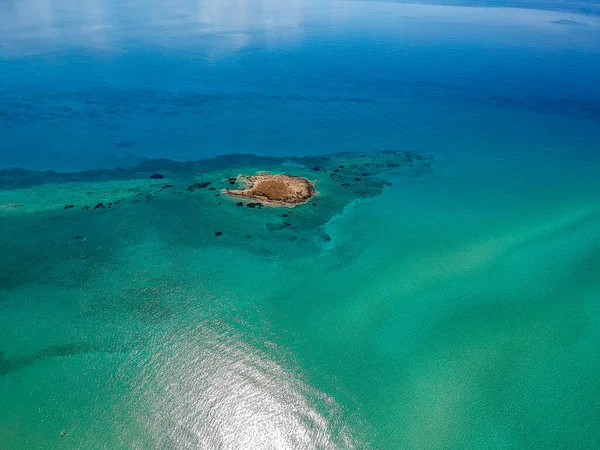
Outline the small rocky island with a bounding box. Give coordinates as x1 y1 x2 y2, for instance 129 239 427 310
223 174 316 207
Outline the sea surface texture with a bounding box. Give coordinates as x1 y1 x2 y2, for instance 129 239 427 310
1 0 600 448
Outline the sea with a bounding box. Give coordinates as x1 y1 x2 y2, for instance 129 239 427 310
1 0 600 448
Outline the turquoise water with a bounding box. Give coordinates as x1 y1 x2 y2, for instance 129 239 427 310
1 1 600 448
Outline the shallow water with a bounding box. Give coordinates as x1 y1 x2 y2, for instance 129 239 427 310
1 1 600 449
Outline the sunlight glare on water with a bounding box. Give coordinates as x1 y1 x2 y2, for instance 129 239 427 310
130 324 359 449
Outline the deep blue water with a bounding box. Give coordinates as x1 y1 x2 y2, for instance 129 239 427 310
1 0 599 171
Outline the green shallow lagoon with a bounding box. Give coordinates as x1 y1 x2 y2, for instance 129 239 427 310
1 147 599 448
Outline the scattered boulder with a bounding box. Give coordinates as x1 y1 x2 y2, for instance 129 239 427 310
236 202 243 207
228 177 237 184
93 203 104 209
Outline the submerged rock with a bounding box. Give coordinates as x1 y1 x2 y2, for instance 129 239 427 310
116 140 136 148
64 205 74 210
150 173 165 179
215 231 222 237
187 182 211 191
228 177 237 184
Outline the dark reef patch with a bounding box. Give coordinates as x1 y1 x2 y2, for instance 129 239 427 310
0 343 106 376
186 181 211 192
116 140 137 148
0 151 418 191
